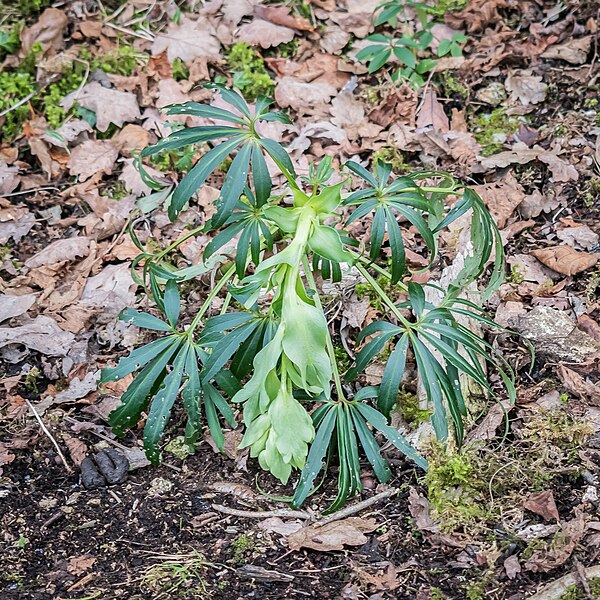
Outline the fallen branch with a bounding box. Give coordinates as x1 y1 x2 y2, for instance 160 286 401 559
528 565 600 599
314 488 399 527
212 504 312 520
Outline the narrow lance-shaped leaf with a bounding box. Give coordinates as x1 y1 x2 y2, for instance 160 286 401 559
144 344 189 463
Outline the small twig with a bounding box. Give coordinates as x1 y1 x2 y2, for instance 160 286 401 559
314 488 399 527
0 90 37 118
212 504 312 520
25 398 73 474
104 21 154 41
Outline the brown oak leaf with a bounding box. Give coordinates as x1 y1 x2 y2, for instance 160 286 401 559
531 245 599 276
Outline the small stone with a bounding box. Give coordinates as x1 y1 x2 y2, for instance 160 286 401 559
476 82 507 107
148 477 174 497
582 486 598 503
510 306 600 363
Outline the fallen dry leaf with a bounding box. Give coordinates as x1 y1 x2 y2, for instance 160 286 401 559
259 517 304 537
556 225 599 251
416 90 449 132
255 5 314 31
505 71 547 105
288 517 379 551
275 77 336 111
523 490 560 522
151 17 221 62
25 237 91 268
64 436 88 465
238 19 296 49
20 8 68 55
0 160 20 196
531 245 599 276
578 314 600 343
558 364 600 406
524 512 586 572
542 36 592 65
61 83 141 132
0 315 75 357
504 555 521 580
112 124 150 157
209 481 256 500
68 140 119 181
66 555 96 576
474 172 524 228
0 294 36 323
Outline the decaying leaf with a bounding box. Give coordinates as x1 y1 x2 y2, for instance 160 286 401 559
523 490 560 522
416 91 449 132
541 36 592 65
61 83 141 132
0 315 75 357
524 512 587 572
505 71 547 105
151 17 221 62
238 19 296 49
0 294 36 323
259 517 304 537
66 555 96 576
25 237 91 268
531 245 599 276
558 364 600 406
68 140 119 182
20 8 68 55
287 517 379 551
474 172 524 228
275 77 337 111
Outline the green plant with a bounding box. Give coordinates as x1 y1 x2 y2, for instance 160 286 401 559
357 1 467 87
227 42 274 101
101 85 514 511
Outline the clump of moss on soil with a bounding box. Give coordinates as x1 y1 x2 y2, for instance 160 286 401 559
423 409 593 532
227 42 274 101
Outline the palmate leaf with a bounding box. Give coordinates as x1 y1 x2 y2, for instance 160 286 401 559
344 160 436 283
291 401 427 511
137 87 297 225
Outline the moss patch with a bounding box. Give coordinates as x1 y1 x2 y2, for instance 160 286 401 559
227 42 274 101
472 108 520 157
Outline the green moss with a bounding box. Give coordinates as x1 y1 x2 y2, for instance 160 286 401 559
230 533 257 564
558 578 600 599
276 39 299 58
172 57 189 81
227 42 274 101
430 588 444 600
438 71 469 99
431 0 468 15
472 108 520 157
506 264 525 284
0 70 36 139
372 147 412 174
0 21 21 60
398 389 432 425
24 367 41 393
334 344 351 372
101 181 129 200
424 444 488 527
0 0 50 17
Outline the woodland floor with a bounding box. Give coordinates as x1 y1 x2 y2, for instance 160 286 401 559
1 0 600 599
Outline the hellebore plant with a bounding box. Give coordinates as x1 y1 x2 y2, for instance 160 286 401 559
101 85 514 511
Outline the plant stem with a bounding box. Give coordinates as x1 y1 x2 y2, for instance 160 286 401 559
156 225 205 261
302 255 346 402
187 264 236 337
355 263 412 328
349 250 409 292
